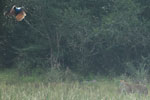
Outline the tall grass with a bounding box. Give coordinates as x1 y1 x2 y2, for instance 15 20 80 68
0 79 149 100
0 69 149 100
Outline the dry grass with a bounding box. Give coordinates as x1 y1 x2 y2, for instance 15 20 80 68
0 69 149 100
0 80 149 100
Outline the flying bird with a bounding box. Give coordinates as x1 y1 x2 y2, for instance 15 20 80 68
4 5 26 21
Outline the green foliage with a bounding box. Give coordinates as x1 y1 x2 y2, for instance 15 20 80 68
124 55 150 84
95 0 150 74
45 67 81 82
1 0 150 76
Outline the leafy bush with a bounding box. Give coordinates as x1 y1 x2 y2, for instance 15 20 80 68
45 67 81 82
124 55 150 84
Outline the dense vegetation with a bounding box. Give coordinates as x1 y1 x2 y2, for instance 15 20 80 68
1 0 150 77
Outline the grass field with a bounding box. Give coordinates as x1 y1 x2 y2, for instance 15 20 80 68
0 69 149 100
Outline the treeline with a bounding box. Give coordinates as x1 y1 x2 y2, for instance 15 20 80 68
1 0 150 76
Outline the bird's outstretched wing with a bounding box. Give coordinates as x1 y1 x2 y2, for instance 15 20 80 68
4 5 16 16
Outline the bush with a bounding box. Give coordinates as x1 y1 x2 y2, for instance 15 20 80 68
45 67 81 82
124 56 150 84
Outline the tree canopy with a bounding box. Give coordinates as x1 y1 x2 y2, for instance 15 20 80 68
1 0 150 76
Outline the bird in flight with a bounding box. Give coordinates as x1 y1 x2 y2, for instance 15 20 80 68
4 5 26 21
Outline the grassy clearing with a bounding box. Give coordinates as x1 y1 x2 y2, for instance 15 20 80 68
0 69 149 100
